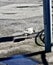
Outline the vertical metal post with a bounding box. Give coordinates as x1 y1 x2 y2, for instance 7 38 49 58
43 0 51 52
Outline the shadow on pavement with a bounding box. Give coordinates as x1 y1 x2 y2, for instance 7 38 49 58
24 51 49 65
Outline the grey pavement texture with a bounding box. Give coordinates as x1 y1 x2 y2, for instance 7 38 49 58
0 0 53 65
0 0 44 37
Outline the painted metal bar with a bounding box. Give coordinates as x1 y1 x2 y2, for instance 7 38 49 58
43 0 51 52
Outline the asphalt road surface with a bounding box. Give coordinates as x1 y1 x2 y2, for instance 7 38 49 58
0 0 44 37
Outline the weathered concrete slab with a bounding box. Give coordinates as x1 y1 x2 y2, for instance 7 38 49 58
0 0 53 65
0 4 43 20
0 0 43 4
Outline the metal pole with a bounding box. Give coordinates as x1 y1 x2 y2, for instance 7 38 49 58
43 0 51 52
